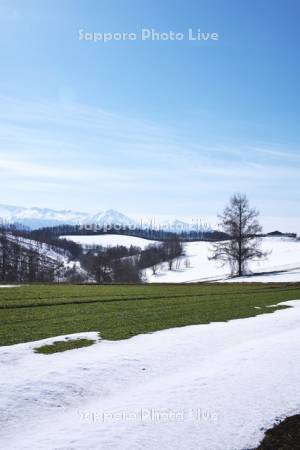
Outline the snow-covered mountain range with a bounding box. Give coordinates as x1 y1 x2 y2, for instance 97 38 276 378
0 204 137 229
0 203 209 231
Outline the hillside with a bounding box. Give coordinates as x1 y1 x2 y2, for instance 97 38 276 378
146 237 300 283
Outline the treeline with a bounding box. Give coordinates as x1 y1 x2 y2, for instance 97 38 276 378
7 227 82 260
31 224 229 242
79 238 184 283
0 227 64 283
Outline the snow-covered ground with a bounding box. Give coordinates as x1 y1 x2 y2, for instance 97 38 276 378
6 235 300 282
7 234 70 265
61 234 158 250
146 237 300 283
1 301 300 450
2 234 87 281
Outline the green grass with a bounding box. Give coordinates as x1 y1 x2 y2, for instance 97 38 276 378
0 283 300 346
34 338 96 354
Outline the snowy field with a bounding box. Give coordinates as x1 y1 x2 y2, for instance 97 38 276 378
1 300 300 450
146 237 300 283
61 234 157 250
59 235 300 282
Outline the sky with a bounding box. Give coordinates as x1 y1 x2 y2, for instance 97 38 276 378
0 0 299 231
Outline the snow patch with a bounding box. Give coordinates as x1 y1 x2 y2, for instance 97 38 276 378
1 301 300 449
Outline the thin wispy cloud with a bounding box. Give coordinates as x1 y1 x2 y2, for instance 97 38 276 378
0 95 299 227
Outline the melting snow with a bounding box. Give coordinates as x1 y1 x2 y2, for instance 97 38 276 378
1 301 300 449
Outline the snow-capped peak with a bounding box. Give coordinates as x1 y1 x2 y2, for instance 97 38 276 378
85 209 137 227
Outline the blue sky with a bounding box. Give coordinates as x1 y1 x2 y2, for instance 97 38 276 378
0 0 299 231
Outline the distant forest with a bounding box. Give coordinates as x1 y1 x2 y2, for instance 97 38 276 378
0 224 185 284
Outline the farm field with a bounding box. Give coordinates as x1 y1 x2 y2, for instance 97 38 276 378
1 282 300 346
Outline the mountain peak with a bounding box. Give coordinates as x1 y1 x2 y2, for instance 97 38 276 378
86 209 137 227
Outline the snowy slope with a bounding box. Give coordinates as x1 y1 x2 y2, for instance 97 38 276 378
146 241 228 282
61 234 158 250
4 234 87 281
146 237 300 283
7 235 70 265
5 235 86 277
1 300 300 450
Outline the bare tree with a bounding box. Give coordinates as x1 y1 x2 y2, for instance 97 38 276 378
163 238 183 271
209 193 267 276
